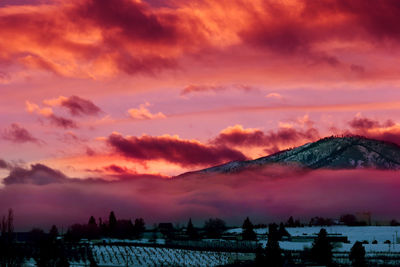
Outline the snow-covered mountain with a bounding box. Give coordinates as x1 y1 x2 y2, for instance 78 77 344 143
183 136 400 175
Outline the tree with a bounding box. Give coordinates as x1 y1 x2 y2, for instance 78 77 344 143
265 223 283 267
242 217 257 241
134 218 145 238
203 218 227 238
0 209 26 267
49 225 59 241
30 228 70 267
186 218 199 240
350 241 367 267
278 223 290 240
88 216 97 227
287 216 295 227
108 211 117 237
87 216 99 240
311 228 333 266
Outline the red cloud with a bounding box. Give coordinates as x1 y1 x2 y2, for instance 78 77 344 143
349 117 394 130
107 133 247 167
45 96 101 116
347 117 400 145
47 114 77 129
1 123 40 144
1 0 400 80
211 125 320 154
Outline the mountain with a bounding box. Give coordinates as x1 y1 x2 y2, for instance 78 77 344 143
183 136 400 175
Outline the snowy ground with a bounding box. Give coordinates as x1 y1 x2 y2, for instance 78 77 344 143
227 226 400 253
92 245 252 267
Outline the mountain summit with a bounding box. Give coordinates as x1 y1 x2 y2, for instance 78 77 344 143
184 136 400 175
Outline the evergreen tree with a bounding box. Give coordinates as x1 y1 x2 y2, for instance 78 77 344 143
278 223 290 240
203 218 227 238
134 218 145 238
49 225 59 241
242 217 257 240
108 211 117 236
311 228 333 266
265 223 283 267
186 218 199 240
88 216 97 227
88 216 99 240
350 241 367 267
287 216 295 227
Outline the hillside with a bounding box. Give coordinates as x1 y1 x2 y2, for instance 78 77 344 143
183 136 400 175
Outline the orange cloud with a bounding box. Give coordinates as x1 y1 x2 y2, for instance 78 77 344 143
127 102 166 120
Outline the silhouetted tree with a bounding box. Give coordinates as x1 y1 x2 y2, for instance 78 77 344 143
186 218 199 240
88 216 96 227
350 241 367 267
278 223 290 240
87 216 99 240
108 211 117 236
49 225 59 241
203 218 227 238
265 223 283 267
311 228 333 266
242 217 257 240
287 216 295 227
0 209 26 267
134 218 145 238
390 219 400 226
30 227 70 267
65 224 85 242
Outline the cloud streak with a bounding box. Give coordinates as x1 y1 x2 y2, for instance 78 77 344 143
106 132 247 167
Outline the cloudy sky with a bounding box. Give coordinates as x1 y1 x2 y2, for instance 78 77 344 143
1 0 400 228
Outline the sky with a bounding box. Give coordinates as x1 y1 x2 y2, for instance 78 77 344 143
1 0 400 228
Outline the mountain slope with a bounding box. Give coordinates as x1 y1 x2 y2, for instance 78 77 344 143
183 136 400 175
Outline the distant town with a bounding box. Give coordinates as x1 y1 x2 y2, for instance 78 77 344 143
1 209 400 266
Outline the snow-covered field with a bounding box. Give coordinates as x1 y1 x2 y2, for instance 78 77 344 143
228 226 400 253
92 245 251 267
285 226 400 244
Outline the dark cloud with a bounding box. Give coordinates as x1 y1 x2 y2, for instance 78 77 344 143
107 133 247 167
3 163 68 185
103 164 130 174
71 0 177 43
349 117 394 130
2 162 167 187
211 126 320 152
60 96 101 116
1 123 40 144
0 159 9 169
48 115 77 129
303 0 400 41
345 116 400 145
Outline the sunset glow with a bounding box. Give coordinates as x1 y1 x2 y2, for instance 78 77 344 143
1 0 400 228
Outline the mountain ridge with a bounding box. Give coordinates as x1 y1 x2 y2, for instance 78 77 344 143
180 136 400 176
